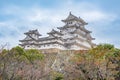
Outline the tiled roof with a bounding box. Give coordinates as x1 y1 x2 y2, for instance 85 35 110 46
62 12 87 25
24 29 41 36
47 29 63 35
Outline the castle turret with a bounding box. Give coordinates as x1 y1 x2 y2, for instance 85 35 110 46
62 12 88 26
19 29 41 49
58 12 95 50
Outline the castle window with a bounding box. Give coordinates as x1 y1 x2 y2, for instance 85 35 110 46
68 22 72 24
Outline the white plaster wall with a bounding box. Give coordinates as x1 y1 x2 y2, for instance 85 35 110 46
39 39 63 44
25 45 39 49
64 45 84 50
65 40 75 44
71 45 83 50
30 34 39 40
77 29 86 35
54 34 61 37
75 39 91 48
77 34 86 40
67 21 77 26
67 27 76 32
38 44 64 50
82 41 91 48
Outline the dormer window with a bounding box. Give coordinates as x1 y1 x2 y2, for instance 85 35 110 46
67 22 72 24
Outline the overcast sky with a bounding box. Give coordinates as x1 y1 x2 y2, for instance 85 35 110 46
0 0 120 48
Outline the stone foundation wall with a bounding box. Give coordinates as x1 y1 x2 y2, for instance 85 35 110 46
40 48 88 54
40 48 61 53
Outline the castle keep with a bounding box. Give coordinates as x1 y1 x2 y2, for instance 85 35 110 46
19 12 95 50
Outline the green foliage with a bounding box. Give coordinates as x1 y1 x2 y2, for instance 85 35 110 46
71 44 119 80
10 46 24 55
98 44 114 50
113 49 120 79
113 49 120 57
0 46 46 80
51 71 63 80
0 44 120 80
9 46 44 63
25 49 44 62
8 46 29 62
0 49 8 58
1 49 8 54
88 44 115 60
55 76 63 80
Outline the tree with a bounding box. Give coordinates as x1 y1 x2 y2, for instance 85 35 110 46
87 44 118 80
0 46 50 80
113 49 120 80
66 44 119 80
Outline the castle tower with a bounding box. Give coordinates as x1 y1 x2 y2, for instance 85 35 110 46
38 29 64 50
19 29 41 49
57 12 95 50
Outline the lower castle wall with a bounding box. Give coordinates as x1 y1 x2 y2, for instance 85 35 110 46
39 48 61 53
39 48 88 54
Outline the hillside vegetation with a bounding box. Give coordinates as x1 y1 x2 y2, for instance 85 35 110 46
0 44 120 80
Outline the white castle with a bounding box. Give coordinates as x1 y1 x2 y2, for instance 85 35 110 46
19 12 95 50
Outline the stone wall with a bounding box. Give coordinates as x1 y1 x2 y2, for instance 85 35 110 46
40 48 88 54
40 48 61 53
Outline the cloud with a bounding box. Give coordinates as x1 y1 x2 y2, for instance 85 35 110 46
81 11 116 23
